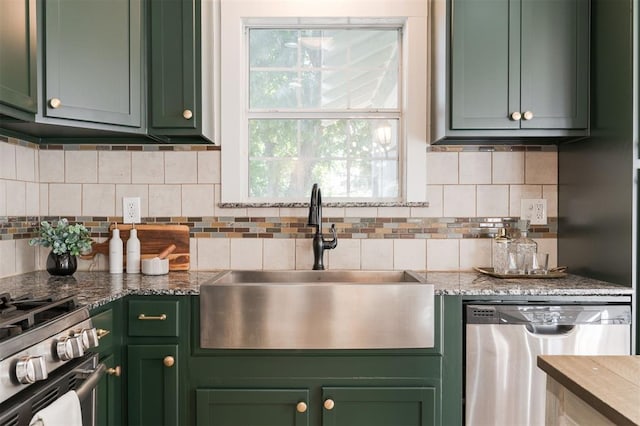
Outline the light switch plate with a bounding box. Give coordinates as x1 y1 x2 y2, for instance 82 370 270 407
123 197 141 223
520 199 547 225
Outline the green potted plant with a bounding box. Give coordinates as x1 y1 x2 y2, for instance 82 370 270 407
29 219 93 276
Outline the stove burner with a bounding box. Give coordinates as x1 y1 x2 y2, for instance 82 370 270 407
0 294 78 344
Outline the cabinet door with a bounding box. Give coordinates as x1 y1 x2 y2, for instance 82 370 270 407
128 345 179 426
520 0 589 129
0 0 37 113
196 389 310 426
44 0 142 127
451 0 521 130
321 387 436 426
148 0 197 132
96 354 122 426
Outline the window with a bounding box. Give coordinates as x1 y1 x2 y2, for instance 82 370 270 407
220 1 427 203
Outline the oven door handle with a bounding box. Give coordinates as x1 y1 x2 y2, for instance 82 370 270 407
75 363 107 401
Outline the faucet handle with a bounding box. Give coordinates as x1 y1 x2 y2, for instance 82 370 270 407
323 224 338 249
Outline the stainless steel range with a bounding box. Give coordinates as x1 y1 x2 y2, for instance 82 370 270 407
0 293 106 426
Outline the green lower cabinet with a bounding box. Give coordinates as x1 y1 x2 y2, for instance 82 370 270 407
128 344 179 426
196 389 310 426
321 387 436 426
96 354 122 426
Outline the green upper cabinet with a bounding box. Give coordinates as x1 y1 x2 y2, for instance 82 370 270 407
148 0 214 143
432 0 589 142
0 0 37 115
43 0 143 128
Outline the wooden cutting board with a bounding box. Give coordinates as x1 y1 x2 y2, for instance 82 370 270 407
81 224 190 271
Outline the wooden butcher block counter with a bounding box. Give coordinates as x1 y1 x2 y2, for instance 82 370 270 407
537 355 640 426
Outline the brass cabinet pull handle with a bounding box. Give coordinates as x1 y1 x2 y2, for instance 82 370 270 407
96 328 110 339
296 402 307 413
138 314 167 321
323 399 335 410
163 356 175 367
107 366 121 377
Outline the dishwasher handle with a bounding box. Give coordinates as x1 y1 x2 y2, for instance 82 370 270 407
525 324 575 335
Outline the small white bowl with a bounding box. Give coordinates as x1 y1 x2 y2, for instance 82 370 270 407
141 258 169 275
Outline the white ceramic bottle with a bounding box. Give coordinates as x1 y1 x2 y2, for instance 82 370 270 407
126 228 141 274
109 227 123 274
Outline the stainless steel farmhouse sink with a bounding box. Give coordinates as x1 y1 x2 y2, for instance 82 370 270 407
200 270 434 350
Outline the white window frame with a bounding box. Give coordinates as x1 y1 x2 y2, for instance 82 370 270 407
219 0 428 203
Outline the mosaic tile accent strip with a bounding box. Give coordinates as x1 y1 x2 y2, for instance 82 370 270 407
38 144 220 151
427 144 558 152
1 216 557 240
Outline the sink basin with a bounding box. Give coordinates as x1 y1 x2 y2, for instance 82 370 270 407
200 270 434 350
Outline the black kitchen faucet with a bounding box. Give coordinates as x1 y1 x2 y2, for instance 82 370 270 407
307 183 337 270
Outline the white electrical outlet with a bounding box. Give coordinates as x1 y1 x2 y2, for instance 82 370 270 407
123 197 141 223
520 199 547 225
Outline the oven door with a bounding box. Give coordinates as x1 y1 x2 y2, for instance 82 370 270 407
0 353 101 426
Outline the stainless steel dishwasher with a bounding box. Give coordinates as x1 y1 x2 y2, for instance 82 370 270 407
465 303 631 426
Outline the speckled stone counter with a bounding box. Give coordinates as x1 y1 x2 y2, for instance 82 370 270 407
0 270 632 310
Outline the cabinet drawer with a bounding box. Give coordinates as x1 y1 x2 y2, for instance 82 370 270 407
128 299 180 337
91 308 114 355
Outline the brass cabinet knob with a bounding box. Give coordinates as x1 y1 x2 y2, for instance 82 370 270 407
96 328 111 339
323 399 335 410
522 110 534 120
296 401 307 413
163 356 175 367
107 366 121 377
510 111 522 121
182 109 193 120
49 98 62 109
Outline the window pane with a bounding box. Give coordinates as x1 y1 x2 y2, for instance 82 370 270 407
249 28 399 110
249 119 399 199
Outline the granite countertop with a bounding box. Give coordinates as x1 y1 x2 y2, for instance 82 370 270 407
537 355 640 425
0 270 632 310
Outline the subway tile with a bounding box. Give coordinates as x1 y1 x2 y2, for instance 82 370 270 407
98 151 131 183
6 181 26 216
197 238 230 270
526 151 557 184
328 239 361 270
0 240 16 278
0 180 6 216
82 184 116 216
323 207 345 218
543 185 558 217
427 152 458 184
15 145 36 182
25 182 39 216
280 207 309 217
443 185 475 217
493 152 524 184
230 238 263 269
15 240 37 274
361 239 394 270
509 185 543 217
39 184 49 216
39 150 65 183
459 238 491 270
197 151 220 184
476 185 509 217
182 184 215 216
459 152 491 184
189 238 198 271
263 239 296 270
377 207 411 217
132 151 164 183
148 185 182 217
0 142 16 179
393 239 426 270
346 207 377 217
421 185 443 217
115 185 149 218
247 207 280 217
165 151 198 184
427 239 459 271
66 151 98 183
295 239 314 270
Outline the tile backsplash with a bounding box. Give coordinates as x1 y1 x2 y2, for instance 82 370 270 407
0 137 558 277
